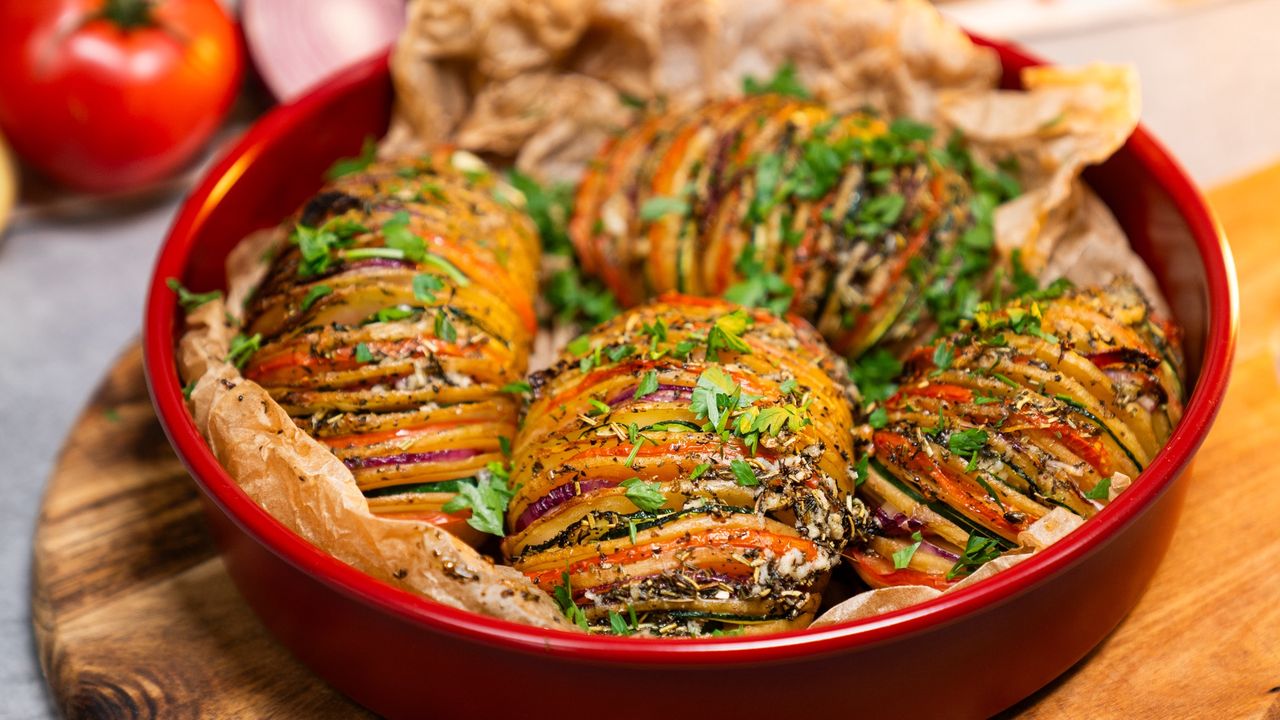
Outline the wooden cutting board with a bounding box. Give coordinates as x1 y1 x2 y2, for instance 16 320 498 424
32 167 1280 719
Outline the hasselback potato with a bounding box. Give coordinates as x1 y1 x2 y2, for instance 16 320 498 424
569 93 982 357
848 280 1184 589
239 152 540 546
504 294 863 635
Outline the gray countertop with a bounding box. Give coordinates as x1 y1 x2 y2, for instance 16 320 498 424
4 1 1278 716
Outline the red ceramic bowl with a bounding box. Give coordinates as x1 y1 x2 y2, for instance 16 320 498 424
144 38 1236 720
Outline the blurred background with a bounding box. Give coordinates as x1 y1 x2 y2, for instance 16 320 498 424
0 0 1275 716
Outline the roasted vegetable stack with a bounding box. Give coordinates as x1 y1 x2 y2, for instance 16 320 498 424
848 280 1184 589
569 93 980 357
239 152 540 547
504 295 863 635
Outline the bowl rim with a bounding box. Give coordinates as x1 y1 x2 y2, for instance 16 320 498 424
143 37 1238 665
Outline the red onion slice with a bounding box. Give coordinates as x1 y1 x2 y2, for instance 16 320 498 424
344 448 480 471
242 0 406 103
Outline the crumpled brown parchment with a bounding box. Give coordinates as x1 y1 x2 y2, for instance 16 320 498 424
177 299 571 630
386 0 1153 300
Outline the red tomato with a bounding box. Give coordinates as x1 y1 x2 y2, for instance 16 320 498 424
0 0 242 193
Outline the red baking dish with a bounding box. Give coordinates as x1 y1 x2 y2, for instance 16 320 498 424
143 38 1237 720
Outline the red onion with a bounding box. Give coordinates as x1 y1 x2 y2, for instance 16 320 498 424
344 448 480 471
242 0 406 102
607 383 693 406
514 478 615 532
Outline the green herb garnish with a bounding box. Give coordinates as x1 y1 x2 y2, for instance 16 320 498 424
166 278 221 311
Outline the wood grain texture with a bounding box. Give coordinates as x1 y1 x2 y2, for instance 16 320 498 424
31 345 370 719
31 166 1280 718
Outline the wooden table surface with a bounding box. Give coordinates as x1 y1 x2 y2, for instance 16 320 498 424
31 166 1280 719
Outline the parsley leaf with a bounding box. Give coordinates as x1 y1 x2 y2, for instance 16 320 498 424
893 531 924 569
724 245 793 315
441 475 514 536
689 462 711 481
165 278 221 311
434 311 457 343
932 343 955 372
354 343 374 363
634 370 660 400
550 571 590 630
729 458 760 487
381 211 426 262
608 610 634 636
412 273 444 303
225 333 261 369
850 348 903 403
325 136 376 179
946 534 1003 580
500 381 532 395
742 60 810 99
299 284 332 312
639 196 690 222
868 406 889 429
691 367 757 431
620 477 666 511
1085 476 1113 501
948 428 988 456
706 309 754 361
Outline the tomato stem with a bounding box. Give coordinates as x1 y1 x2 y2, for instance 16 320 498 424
99 0 156 29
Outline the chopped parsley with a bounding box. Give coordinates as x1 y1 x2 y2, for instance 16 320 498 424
412 273 444 303
166 278 222 311
325 136 376 179
690 367 757 432
292 217 369 277
932 343 955 373
946 534 1003 580
892 531 924 569
620 477 666 511
441 473 514 536
566 335 592 356
381 211 426 262
434 311 457 343
850 348 903 403
500 380 532 395
729 458 759 487
639 195 690 222
634 370 660 400
706 309 753 361
724 245 793 315
551 571 590 630
742 60 810 99
299 284 332 312
1085 476 1113 501
948 428 988 456
508 170 619 327
225 333 261 369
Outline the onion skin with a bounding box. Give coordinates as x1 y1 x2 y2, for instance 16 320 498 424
239 152 539 546
505 294 866 636
847 280 1185 589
